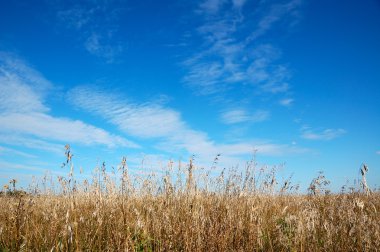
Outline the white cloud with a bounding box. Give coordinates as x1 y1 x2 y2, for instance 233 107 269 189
301 127 346 141
0 160 51 173
232 0 246 9
0 135 63 155
0 52 138 151
279 98 294 106
0 52 51 89
84 32 123 63
247 45 291 93
198 0 247 15
69 86 306 164
247 0 302 42
0 113 137 148
0 145 37 158
0 52 51 113
0 160 66 176
198 0 227 14
0 75 48 113
215 142 304 157
183 0 301 97
54 0 124 62
68 86 185 139
221 109 269 124
221 109 249 124
57 6 94 30
70 86 225 161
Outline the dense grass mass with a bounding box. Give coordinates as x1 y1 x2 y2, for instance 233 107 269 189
1 146 379 251
1 193 380 251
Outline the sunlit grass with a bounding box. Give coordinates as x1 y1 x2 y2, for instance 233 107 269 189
0 145 379 251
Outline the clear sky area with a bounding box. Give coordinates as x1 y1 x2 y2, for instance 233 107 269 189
1 0 379 191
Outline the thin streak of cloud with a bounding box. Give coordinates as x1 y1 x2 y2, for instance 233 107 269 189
279 98 294 107
232 0 247 9
0 146 37 159
221 109 270 124
0 135 63 155
247 0 302 42
198 0 227 14
0 161 50 173
0 160 66 176
301 128 347 141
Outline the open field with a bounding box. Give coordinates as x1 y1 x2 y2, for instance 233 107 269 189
1 191 380 251
1 148 379 251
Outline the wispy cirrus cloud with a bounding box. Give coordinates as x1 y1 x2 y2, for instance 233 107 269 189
182 0 303 97
0 145 37 159
221 109 269 124
69 85 226 162
0 113 135 148
198 0 247 14
0 160 53 173
0 52 51 113
69 85 306 164
198 0 227 14
84 32 123 63
246 0 302 42
0 160 67 178
0 52 138 151
0 135 64 155
68 86 185 139
232 0 247 9
56 5 93 30
53 0 125 63
301 127 346 141
279 98 294 107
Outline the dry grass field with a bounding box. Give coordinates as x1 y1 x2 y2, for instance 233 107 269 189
1 146 379 251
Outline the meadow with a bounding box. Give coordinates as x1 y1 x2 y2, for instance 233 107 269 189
0 145 379 251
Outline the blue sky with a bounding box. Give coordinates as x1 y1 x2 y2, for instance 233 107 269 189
0 0 379 191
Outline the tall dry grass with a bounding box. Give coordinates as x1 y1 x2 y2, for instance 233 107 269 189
0 145 379 251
